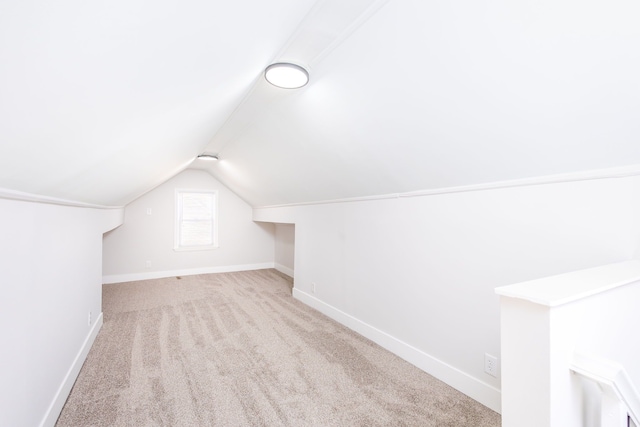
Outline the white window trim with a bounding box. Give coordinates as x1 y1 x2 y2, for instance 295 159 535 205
174 189 219 251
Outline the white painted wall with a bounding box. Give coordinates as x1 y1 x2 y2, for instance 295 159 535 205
0 195 122 427
254 172 640 411
103 169 275 283
274 223 295 278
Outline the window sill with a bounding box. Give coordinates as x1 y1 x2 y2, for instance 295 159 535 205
173 245 219 252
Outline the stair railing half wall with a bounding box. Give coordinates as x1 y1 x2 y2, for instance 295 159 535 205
571 352 640 427
496 260 640 427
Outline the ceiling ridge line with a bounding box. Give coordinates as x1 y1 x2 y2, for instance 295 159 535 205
203 0 393 158
269 0 332 64
309 0 392 67
199 1 325 157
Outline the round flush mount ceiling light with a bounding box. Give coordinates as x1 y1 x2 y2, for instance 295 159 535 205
197 154 218 161
264 62 309 89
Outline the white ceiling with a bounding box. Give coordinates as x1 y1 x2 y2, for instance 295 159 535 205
2 0 640 207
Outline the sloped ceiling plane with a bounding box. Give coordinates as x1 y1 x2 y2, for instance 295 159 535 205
1 0 639 207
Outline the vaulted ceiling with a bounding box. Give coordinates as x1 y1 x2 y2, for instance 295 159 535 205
2 0 639 207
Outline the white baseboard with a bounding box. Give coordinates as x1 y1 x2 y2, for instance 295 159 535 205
102 262 276 284
40 312 103 427
292 288 502 413
274 263 294 278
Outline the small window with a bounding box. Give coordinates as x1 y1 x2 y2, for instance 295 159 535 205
174 190 218 251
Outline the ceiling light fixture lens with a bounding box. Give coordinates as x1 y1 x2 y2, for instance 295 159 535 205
197 154 218 161
265 63 309 89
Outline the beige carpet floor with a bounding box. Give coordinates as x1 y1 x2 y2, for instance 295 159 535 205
56 269 501 427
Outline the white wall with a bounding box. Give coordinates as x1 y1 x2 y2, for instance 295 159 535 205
0 195 122 427
274 223 295 277
254 173 640 412
103 169 275 283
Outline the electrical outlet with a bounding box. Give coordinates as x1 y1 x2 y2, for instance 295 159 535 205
88 311 92 326
145 260 151 269
485 353 498 377
312 282 316 293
